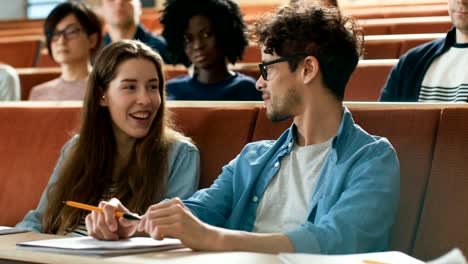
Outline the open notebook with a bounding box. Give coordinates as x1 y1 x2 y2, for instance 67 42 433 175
17 236 183 256
0 226 29 235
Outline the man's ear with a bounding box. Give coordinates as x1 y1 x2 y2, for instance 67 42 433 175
302 56 320 84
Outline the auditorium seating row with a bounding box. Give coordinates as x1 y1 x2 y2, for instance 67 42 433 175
344 4 448 19
0 0 447 32
360 16 451 35
0 36 42 68
148 15 451 36
0 15 451 39
1 31 441 69
17 59 396 101
140 3 450 31
0 1 449 38
0 102 467 261
363 33 445 59
242 33 445 62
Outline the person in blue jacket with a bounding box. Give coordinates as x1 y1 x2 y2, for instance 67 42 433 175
161 0 262 101
16 40 199 237
87 3 400 254
379 0 468 102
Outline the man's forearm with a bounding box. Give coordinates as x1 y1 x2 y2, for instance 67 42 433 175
213 227 295 253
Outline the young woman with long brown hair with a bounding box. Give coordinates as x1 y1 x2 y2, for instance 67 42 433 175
16 40 200 236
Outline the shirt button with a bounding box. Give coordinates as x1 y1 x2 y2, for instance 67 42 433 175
252 196 258 202
274 161 280 168
288 143 292 148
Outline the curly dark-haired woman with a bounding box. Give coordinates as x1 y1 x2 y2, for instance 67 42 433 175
161 0 262 101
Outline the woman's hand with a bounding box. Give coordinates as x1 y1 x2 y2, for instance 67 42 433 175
85 198 139 240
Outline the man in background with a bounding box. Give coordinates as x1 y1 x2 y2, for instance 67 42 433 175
380 0 468 102
99 0 171 63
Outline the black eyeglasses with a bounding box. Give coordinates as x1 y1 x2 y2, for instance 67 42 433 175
48 25 83 43
258 53 313 81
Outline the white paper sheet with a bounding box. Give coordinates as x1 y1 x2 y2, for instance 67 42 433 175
17 236 183 256
0 226 29 235
279 251 424 264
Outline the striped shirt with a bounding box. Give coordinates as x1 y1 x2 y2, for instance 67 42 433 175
419 42 468 102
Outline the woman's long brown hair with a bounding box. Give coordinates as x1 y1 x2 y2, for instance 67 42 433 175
43 40 184 234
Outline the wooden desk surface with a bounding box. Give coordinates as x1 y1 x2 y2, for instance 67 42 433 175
0 233 281 264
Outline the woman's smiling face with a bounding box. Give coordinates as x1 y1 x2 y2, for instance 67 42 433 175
101 58 161 144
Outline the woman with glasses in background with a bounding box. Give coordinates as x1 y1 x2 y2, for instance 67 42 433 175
28 2 102 101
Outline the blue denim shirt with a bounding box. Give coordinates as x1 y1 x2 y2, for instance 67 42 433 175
16 135 200 233
184 107 400 254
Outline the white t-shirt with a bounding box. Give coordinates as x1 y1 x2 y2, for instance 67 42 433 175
0 64 20 101
419 43 468 102
253 138 333 233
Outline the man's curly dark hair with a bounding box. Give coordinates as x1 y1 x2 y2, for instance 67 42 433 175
252 3 363 101
161 0 248 66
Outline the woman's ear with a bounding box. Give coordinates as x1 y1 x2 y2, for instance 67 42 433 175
100 94 108 106
302 56 320 84
88 33 99 50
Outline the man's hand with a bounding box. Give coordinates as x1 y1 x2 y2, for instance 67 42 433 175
137 198 222 251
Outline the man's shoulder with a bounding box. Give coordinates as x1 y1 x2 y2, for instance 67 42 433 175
345 124 395 159
243 139 276 151
239 135 288 159
136 24 166 46
399 36 446 64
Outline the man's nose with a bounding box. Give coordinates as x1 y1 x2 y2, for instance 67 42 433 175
256 76 266 92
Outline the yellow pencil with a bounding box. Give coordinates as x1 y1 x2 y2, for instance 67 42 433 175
63 201 141 221
362 260 390 264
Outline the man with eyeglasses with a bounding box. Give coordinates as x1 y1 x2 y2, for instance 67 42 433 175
92 2 400 254
99 0 171 63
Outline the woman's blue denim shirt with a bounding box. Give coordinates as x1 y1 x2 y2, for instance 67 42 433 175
184 107 400 254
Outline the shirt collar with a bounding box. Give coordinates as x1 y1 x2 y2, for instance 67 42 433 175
104 24 147 44
284 106 354 158
440 27 457 53
134 24 147 40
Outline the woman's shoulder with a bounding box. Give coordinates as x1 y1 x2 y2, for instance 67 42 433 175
31 78 62 91
61 135 80 153
168 136 199 155
229 72 257 90
28 78 62 100
233 72 257 83
166 75 192 86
